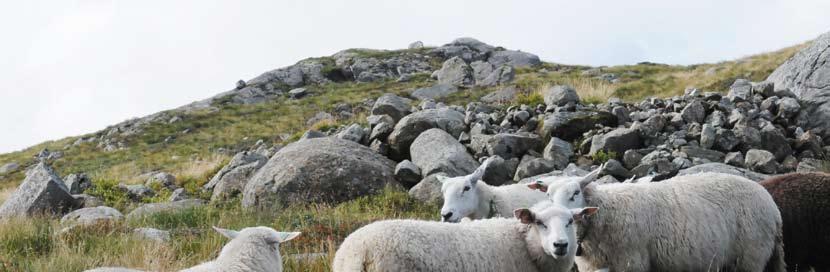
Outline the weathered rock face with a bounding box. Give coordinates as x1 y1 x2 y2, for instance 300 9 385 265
242 138 397 207
481 86 519 104
745 149 779 174
590 128 641 157
543 85 580 107
387 108 466 157
394 160 422 187
487 50 541 68
436 56 474 87
411 84 459 100
408 173 444 205
126 199 205 220
60 206 123 229
0 163 76 218
371 93 412 122
410 128 479 177
543 137 574 170
768 31 830 138
203 151 268 202
541 111 617 141
485 132 543 160
64 173 92 194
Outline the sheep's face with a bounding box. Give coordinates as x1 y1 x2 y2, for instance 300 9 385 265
549 182 586 209
515 205 597 259
439 175 480 223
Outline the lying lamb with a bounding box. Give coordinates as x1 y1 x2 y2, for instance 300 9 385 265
439 158 600 222
332 203 577 272
537 172 786 272
761 172 830 271
181 226 300 272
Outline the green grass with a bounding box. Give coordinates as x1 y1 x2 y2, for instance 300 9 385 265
0 187 437 272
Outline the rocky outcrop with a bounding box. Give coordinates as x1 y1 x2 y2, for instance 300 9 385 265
387 108 466 157
242 138 397 207
768 31 830 138
0 163 76 218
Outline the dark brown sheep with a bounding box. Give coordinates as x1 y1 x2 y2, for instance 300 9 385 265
760 172 830 272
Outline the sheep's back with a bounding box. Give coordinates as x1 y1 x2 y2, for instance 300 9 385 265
581 173 780 270
761 172 830 270
333 219 544 272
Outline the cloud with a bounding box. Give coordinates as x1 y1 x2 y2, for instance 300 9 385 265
0 0 829 153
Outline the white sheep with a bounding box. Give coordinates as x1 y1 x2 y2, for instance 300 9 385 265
332 202 577 272
180 226 300 272
539 173 786 272
439 158 601 222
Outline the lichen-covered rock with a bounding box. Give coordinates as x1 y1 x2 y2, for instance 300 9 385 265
60 206 123 230
394 160 422 187
0 163 76 219
371 93 412 122
541 110 617 141
745 149 779 174
410 129 479 177
543 85 580 107
543 137 574 170
485 132 543 160
64 173 92 194
242 138 397 207
435 57 473 87
589 128 641 157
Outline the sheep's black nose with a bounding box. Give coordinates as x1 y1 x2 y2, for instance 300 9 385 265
442 212 453 221
553 242 568 249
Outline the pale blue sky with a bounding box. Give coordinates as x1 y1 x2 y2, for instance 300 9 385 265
1 0 829 153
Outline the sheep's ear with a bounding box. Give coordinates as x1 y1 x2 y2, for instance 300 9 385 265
527 181 548 193
579 163 604 188
436 175 449 184
212 226 239 239
277 232 301 243
571 207 599 222
468 156 496 186
514 208 535 224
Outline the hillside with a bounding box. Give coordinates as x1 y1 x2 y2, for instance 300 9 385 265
0 40 805 191
0 37 816 271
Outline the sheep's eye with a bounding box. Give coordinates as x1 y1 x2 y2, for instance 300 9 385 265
567 218 574 227
462 186 471 192
574 190 580 195
535 220 546 228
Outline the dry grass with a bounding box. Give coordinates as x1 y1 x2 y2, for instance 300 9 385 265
0 186 15 204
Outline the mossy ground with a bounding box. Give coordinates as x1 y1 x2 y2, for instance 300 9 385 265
0 42 807 271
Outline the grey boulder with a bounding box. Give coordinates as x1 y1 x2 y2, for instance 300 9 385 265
371 93 412 122
387 108 466 157
410 128 479 177
204 151 268 202
0 162 76 218
543 85 580 107
242 138 397 207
